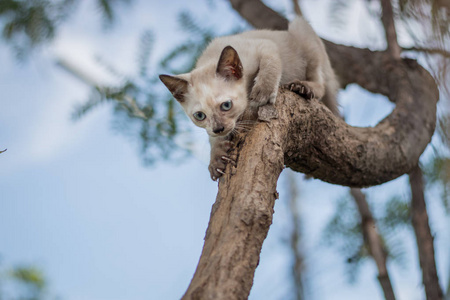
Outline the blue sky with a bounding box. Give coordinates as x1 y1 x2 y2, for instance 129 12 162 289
0 0 448 299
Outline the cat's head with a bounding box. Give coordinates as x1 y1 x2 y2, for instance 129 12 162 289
159 46 247 137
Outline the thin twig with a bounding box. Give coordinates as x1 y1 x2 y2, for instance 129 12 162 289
286 171 305 300
350 188 396 300
402 47 450 59
291 0 302 17
380 0 401 59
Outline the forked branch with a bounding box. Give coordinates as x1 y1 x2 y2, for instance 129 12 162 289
180 1 440 299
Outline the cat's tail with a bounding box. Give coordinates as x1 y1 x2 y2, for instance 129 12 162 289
289 17 341 117
288 17 317 40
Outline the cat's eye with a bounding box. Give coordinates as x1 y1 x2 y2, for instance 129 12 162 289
193 111 206 121
220 100 233 111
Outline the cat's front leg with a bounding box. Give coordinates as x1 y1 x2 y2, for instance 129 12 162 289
208 136 235 181
249 41 282 107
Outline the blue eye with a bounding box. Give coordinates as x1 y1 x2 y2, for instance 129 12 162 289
220 100 233 111
193 111 206 121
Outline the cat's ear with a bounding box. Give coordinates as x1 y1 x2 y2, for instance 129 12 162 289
159 74 189 102
216 46 243 80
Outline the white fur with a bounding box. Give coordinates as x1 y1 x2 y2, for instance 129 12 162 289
160 17 339 178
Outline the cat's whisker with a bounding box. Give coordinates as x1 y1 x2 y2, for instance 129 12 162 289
236 122 256 126
236 124 255 129
235 123 253 128
234 126 250 132
237 120 257 124
236 123 254 127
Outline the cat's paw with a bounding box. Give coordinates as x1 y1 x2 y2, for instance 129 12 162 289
208 140 235 181
249 83 278 107
283 81 315 100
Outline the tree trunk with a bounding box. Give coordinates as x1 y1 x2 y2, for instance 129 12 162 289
409 165 444 300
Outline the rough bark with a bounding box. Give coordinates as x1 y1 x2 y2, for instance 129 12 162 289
350 188 396 300
409 166 444 300
183 77 436 298
182 105 285 300
282 55 437 186
181 1 440 299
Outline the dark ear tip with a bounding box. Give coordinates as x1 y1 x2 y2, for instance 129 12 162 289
222 45 237 53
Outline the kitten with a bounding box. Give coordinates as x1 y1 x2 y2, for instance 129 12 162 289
160 17 339 181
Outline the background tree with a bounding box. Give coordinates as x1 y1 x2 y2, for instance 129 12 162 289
0 0 448 300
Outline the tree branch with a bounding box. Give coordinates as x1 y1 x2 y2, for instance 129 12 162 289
228 0 288 30
380 0 401 59
409 165 444 300
402 46 450 59
183 69 437 296
283 57 437 186
350 188 396 300
182 108 284 299
180 1 440 298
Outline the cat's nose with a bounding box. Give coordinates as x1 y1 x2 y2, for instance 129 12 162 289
213 126 225 134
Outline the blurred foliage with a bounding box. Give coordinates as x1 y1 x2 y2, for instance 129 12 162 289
0 262 55 300
0 0 131 59
322 196 367 282
70 11 224 164
70 10 245 164
323 152 449 282
96 0 132 27
0 0 243 164
159 11 215 74
379 196 411 229
423 155 450 212
322 194 411 282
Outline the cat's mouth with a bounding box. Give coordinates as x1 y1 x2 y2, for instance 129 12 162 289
210 128 233 137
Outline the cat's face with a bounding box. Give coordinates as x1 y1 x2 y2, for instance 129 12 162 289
160 46 247 137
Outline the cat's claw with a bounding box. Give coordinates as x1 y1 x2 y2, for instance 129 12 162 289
209 140 234 181
221 155 236 166
283 81 315 100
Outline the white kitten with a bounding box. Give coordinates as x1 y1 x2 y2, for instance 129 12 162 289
160 17 339 180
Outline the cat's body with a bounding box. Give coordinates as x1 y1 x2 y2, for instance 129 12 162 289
160 17 339 180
